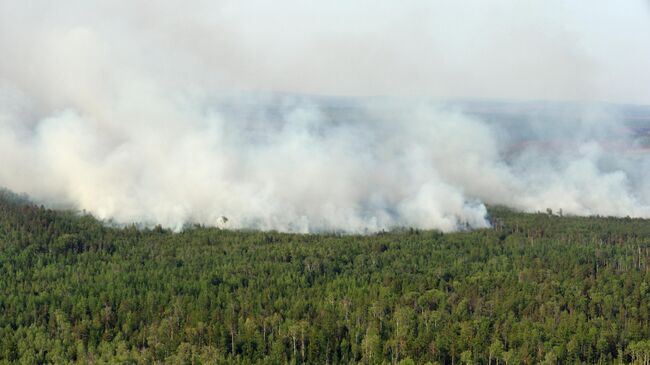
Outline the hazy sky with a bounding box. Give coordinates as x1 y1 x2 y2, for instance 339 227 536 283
1 0 649 104
2 1 650 232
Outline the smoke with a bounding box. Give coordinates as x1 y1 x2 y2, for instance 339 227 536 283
1 1 650 232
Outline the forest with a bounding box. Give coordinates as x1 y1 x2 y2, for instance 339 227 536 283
0 189 649 364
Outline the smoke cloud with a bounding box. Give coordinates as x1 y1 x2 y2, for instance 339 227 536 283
1 1 650 232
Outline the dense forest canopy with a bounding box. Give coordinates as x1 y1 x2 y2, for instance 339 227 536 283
0 189 649 364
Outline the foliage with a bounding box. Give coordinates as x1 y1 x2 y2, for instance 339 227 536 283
0 191 649 364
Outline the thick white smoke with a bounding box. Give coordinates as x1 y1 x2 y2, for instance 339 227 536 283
1 1 650 232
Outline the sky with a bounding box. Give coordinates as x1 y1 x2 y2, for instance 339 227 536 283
1 0 649 104
1 1 650 232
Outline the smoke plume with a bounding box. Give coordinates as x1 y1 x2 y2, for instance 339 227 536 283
1 1 650 232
